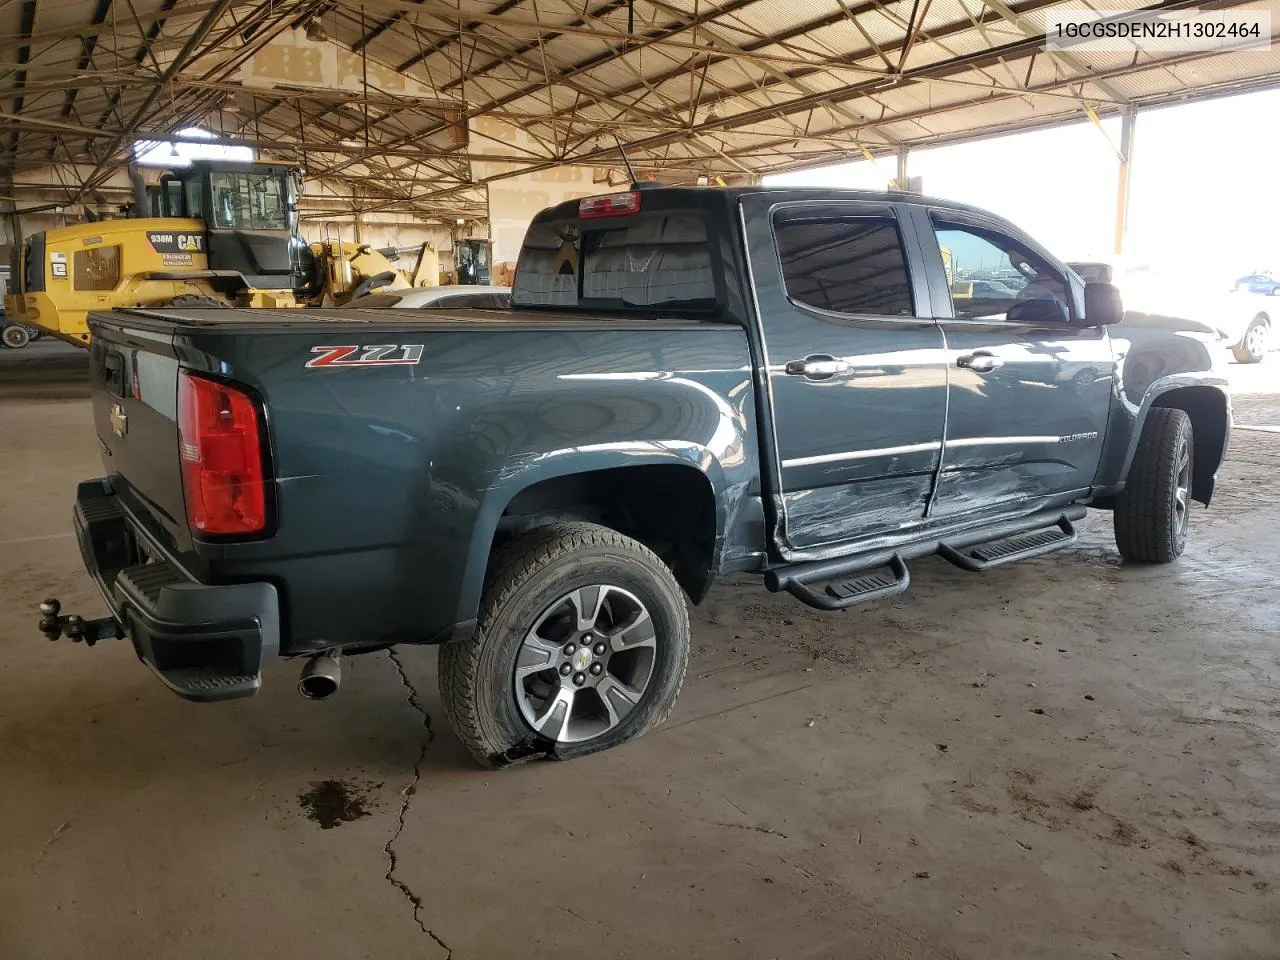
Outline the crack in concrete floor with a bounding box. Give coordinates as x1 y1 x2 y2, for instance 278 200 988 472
384 649 453 958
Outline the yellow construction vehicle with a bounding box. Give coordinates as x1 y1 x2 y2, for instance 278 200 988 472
441 238 492 286
4 159 436 346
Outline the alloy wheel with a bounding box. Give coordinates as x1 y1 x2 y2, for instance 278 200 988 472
513 584 657 743
1173 437 1192 540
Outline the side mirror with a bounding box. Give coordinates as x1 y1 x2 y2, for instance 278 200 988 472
1007 296 1069 325
1083 281 1123 327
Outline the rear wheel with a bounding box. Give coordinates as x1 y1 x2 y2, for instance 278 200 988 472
1232 315 1269 363
438 522 690 768
2 324 30 349
1114 407 1194 563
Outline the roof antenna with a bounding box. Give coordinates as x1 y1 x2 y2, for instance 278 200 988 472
615 135 639 184
615 136 661 190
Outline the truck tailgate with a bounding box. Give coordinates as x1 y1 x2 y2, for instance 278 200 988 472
89 314 191 551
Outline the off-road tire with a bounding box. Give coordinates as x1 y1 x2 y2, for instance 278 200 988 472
2 324 30 348
162 294 230 309
1114 407 1194 563
438 522 690 768
1232 315 1269 364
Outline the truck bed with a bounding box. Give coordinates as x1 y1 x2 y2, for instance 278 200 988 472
86 305 761 657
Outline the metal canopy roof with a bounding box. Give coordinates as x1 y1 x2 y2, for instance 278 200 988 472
1 0 1278 220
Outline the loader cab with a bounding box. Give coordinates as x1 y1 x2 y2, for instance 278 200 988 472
159 160 311 292
454 239 492 285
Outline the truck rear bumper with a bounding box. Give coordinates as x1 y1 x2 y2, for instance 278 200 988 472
74 478 279 702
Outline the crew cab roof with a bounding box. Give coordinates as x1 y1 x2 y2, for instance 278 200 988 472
531 184 1002 224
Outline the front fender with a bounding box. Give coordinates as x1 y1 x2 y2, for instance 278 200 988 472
1094 325 1231 497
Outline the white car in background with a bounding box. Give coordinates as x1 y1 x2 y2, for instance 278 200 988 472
1222 303 1273 364
1069 262 1272 364
347 285 512 310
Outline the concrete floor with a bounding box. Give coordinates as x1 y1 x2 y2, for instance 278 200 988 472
2 342 1279 959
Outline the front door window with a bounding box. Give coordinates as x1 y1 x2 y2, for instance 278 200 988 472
933 224 1069 322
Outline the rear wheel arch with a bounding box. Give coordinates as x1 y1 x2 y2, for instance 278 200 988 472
1145 385 1229 505
453 458 726 635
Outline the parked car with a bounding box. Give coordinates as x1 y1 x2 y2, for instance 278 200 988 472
969 280 1019 299
1233 274 1280 296
1069 262 1273 364
346 285 512 309
1220 305 1273 363
42 187 1231 767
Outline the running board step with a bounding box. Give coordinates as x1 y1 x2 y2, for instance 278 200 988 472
782 554 910 611
938 517 1077 572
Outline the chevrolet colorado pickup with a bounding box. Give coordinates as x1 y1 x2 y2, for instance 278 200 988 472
43 186 1232 767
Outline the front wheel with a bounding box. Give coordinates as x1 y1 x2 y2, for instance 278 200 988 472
1232 315 1269 364
1113 408 1194 563
439 522 690 768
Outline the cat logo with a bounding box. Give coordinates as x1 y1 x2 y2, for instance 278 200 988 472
147 232 205 254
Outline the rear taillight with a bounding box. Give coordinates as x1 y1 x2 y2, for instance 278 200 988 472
178 372 268 537
579 191 641 219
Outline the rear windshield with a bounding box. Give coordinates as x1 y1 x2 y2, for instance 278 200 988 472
513 212 717 311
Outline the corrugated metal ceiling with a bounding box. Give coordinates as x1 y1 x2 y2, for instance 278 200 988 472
0 0 1277 217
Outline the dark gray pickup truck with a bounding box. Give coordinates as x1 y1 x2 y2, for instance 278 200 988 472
44 186 1231 767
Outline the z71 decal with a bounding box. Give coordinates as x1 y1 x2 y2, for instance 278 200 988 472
306 344 425 368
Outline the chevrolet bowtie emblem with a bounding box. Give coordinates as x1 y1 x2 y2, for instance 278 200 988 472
109 402 128 438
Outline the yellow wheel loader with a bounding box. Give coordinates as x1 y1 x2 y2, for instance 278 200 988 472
4 160 434 346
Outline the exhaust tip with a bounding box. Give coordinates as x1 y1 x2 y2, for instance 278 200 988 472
298 653 341 701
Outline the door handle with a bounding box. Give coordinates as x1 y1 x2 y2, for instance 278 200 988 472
956 351 1003 373
784 355 850 380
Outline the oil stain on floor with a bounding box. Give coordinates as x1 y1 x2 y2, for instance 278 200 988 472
298 779 374 829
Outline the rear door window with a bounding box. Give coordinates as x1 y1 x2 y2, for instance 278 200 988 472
773 215 914 317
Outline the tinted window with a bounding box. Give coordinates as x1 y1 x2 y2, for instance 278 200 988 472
513 214 716 310
512 221 578 307
774 216 913 317
933 222 1068 322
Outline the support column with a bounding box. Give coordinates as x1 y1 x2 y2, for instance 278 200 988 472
1113 108 1137 257
896 147 909 191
